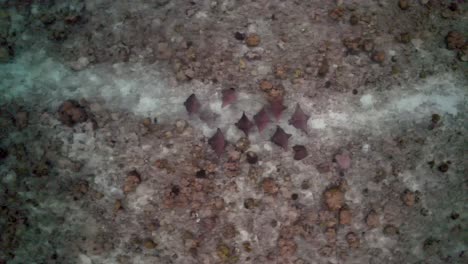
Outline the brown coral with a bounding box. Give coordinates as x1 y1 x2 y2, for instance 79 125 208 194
58 100 88 127
323 187 345 211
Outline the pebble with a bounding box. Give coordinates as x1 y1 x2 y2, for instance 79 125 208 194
70 57 90 71
346 232 360 249
262 177 279 195
246 151 258 164
339 208 352 225
15 111 29 130
349 14 359 25
143 239 157 249
123 170 141 194
234 32 245 41
175 119 187 133
383 225 399 236
398 0 409 10
371 51 386 63
402 189 416 207
259 80 273 91
245 34 261 47
365 210 380 228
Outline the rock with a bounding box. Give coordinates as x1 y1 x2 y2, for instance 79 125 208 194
343 37 362 54
49 25 68 41
64 15 81 25
365 210 380 228
0 46 12 63
274 64 288 79
184 68 196 79
316 162 331 173
123 170 141 194
235 137 250 152
143 239 157 249
446 31 465 50
213 197 225 210
346 232 360 249
371 51 386 63
70 57 90 71
277 40 286 50
335 152 351 170
262 177 279 195
438 162 449 173
361 39 375 52
113 200 123 212
195 169 207 179
244 198 256 209
175 119 187 133
32 160 51 177
216 243 236 262
72 180 89 200
339 208 352 225
349 14 359 25
222 223 238 239
317 58 329 77
58 100 88 127
278 238 297 257
458 44 468 61
319 245 333 257
259 80 273 91
0 148 8 160
245 34 261 47
234 32 245 40
398 0 409 10
383 225 399 236
156 42 172 60
325 227 337 243
448 2 459 12
402 189 416 207
244 51 262 61
323 187 345 211
246 151 258 164
398 32 411 44
14 111 28 129
329 7 345 20
291 193 299 200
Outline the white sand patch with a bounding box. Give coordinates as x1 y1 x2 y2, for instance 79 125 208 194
3 52 463 140
360 94 374 108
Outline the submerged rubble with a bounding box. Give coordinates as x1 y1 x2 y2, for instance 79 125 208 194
0 0 466 264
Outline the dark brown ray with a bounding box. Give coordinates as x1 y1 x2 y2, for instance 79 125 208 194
269 98 287 121
184 94 201 115
293 145 308 160
222 88 237 108
235 112 254 136
289 103 310 133
208 128 226 156
254 107 271 132
270 126 291 150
